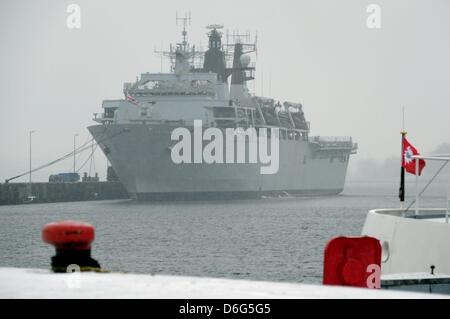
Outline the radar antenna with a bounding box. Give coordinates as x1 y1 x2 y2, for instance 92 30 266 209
206 24 224 30
176 11 191 51
223 29 257 69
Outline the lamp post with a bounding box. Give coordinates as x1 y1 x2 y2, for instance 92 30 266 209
29 130 35 187
73 133 78 173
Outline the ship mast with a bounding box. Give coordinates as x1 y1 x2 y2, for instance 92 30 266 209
224 30 257 100
154 12 203 73
177 12 190 52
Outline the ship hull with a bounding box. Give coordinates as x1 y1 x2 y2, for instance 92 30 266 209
88 124 350 200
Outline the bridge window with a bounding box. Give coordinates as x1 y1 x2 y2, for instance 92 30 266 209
191 80 211 88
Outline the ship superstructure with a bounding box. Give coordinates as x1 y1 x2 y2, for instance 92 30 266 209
89 18 357 200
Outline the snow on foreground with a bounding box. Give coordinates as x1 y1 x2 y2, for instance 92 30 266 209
0 267 445 299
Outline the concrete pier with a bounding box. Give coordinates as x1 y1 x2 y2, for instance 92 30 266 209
0 182 129 205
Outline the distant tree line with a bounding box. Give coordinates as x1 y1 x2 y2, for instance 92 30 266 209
347 142 450 181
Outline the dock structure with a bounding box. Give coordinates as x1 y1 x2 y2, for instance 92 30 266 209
0 181 129 205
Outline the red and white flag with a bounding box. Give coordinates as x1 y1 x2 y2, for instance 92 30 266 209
126 93 139 107
402 137 426 176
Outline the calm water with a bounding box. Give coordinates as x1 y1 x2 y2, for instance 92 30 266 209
0 180 447 284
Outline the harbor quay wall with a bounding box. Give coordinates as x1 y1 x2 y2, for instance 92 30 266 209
0 182 129 205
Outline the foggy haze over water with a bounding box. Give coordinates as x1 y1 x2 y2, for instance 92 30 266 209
1 0 449 182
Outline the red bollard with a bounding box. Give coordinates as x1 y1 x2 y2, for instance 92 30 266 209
42 220 101 272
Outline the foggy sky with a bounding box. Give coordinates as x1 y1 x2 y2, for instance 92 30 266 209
1 0 449 182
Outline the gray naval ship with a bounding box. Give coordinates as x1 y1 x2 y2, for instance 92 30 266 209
88 21 357 200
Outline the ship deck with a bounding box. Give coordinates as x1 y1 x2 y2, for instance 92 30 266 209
370 208 450 223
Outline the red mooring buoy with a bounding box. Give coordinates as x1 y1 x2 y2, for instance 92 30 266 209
42 220 101 272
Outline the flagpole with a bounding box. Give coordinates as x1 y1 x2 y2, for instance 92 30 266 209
415 157 419 216
399 131 406 210
399 107 406 211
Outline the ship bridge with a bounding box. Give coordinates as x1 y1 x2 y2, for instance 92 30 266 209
124 72 218 97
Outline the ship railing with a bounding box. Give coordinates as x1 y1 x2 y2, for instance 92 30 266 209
203 124 308 141
253 125 309 141
314 145 355 151
369 208 450 224
207 120 309 137
309 136 354 148
127 88 216 96
127 118 187 126
408 155 450 221
213 117 246 121
310 136 353 143
252 124 308 132
206 105 257 111
93 113 114 123
93 113 104 120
